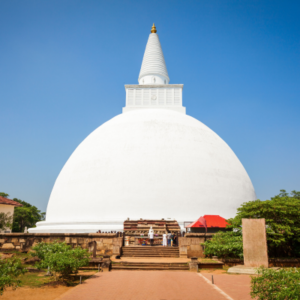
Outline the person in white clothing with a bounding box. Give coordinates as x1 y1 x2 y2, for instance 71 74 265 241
162 233 167 247
148 226 154 246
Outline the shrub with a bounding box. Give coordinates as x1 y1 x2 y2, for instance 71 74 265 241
202 231 243 259
32 241 90 281
0 257 27 295
251 267 300 300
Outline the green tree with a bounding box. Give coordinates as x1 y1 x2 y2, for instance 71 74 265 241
32 241 90 281
202 231 243 259
291 190 300 199
251 267 300 300
12 198 45 232
0 257 27 295
0 193 9 198
227 190 300 257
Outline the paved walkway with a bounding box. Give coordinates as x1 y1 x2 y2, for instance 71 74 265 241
55 271 253 300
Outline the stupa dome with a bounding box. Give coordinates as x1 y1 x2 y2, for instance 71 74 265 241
29 25 256 233
30 109 255 233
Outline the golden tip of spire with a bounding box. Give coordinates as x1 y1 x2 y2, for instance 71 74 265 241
151 23 157 33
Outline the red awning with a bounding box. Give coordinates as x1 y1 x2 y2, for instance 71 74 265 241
186 215 228 228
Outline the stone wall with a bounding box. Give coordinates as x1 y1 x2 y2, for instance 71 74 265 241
178 233 214 258
0 233 123 256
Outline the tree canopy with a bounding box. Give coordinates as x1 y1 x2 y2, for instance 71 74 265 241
227 189 300 257
203 189 300 258
12 198 45 232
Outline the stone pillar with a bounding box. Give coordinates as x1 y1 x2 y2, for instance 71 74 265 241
189 257 198 272
242 219 268 268
180 246 187 258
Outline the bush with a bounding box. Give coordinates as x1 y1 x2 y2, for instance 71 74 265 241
32 241 90 281
0 257 27 294
202 231 243 259
251 267 300 300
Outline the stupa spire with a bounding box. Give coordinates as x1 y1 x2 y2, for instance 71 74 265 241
138 24 169 85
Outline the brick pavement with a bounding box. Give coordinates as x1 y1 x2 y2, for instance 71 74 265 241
55 271 253 300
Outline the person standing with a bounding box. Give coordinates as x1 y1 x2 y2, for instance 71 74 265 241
167 232 172 247
148 226 154 246
162 232 167 247
173 233 177 246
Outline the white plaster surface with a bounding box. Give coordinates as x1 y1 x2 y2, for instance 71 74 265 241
0 204 14 215
138 33 169 84
0 204 14 233
30 109 256 233
124 84 185 114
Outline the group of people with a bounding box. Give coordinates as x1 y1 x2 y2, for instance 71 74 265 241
162 232 177 247
148 227 177 247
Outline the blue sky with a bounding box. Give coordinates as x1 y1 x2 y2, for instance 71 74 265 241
1 0 299 213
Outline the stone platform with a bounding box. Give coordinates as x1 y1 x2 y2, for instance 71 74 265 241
227 265 259 275
228 265 280 275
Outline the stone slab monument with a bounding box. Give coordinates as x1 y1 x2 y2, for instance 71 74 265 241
242 218 268 268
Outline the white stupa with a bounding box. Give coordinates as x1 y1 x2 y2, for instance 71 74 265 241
29 24 256 233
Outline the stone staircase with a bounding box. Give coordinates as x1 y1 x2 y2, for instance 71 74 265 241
121 246 179 258
111 261 189 271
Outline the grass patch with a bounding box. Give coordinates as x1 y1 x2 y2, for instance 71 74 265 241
17 270 98 288
1 250 31 260
18 272 52 288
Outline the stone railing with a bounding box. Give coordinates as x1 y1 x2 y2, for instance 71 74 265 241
0 233 123 256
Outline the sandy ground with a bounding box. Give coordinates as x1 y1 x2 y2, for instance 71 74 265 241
1 271 97 300
1 286 72 300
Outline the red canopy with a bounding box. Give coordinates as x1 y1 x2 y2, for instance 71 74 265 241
186 215 228 228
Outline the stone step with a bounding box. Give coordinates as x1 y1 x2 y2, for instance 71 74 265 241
111 267 189 271
111 262 189 271
122 253 179 258
121 246 180 258
122 249 179 252
122 248 179 250
113 263 188 267
122 249 179 253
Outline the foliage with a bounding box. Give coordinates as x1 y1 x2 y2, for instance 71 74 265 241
271 189 300 200
202 231 243 259
0 193 9 198
0 212 13 231
12 198 45 233
32 241 90 281
227 189 300 257
251 267 300 300
0 257 27 295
